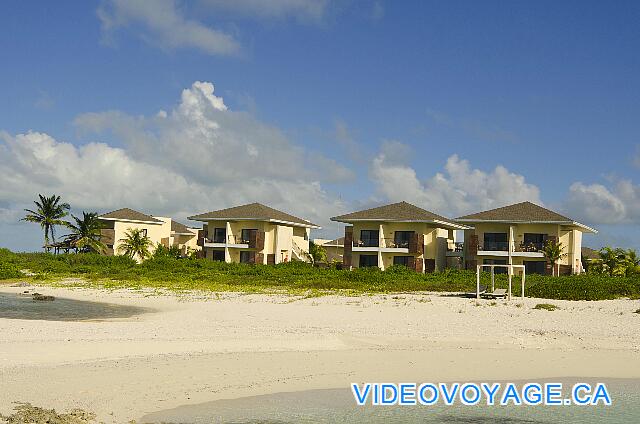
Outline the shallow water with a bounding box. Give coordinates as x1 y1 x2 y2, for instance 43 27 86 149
141 378 640 424
0 292 150 321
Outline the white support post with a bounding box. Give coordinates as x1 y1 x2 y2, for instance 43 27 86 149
476 265 481 300
508 273 512 301
491 266 495 293
521 271 525 300
224 221 232 263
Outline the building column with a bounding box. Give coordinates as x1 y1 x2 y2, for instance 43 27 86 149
224 221 231 263
378 223 384 270
508 225 514 271
274 225 280 264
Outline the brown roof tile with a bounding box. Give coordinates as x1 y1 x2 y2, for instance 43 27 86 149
456 201 572 222
457 202 597 233
331 201 461 227
171 220 194 234
188 203 320 228
99 208 163 224
581 247 600 260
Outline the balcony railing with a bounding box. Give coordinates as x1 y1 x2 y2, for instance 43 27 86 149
353 239 379 247
447 242 464 252
227 235 250 244
384 238 410 248
481 241 509 251
520 241 544 252
476 242 545 253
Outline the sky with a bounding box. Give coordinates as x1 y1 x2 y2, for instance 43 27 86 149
0 0 639 251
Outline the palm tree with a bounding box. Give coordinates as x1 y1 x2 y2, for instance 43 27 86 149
65 212 106 253
117 228 152 261
598 246 626 276
624 249 640 276
308 242 327 264
22 194 70 247
542 240 566 276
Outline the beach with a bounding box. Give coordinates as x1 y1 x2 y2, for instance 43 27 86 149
1 283 639 423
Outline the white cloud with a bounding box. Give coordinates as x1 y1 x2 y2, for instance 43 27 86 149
74 81 353 186
370 1 385 22
567 180 640 225
98 0 241 55
0 82 353 248
197 0 330 22
369 142 541 217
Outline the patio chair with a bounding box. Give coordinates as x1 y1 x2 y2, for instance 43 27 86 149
481 288 508 299
464 285 487 298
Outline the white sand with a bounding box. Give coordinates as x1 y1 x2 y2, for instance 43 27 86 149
1 284 639 422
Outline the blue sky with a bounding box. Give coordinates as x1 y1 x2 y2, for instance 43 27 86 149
0 0 639 251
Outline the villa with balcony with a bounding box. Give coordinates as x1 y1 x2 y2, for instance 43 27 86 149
330 201 469 272
456 201 597 275
98 208 199 260
188 203 320 264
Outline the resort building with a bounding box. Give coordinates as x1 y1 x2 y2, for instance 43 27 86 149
188 203 320 264
98 208 199 258
331 201 469 272
456 201 597 275
313 237 344 263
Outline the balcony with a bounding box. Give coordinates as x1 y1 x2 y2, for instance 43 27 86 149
352 234 422 254
476 241 544 258
203 230 264 250
446 242 464 257
482 241 509 251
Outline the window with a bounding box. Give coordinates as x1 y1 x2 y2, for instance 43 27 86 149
359 254 378 267
359 230 379 247
304 231 309 241
393 256 412 267
241 229 256 244
483 233 508 251
212 249 225 262
394 231 414 248
141 229 148 237
483 259 507 274
240 251 253 264
525 261 546 275
213 228 226 243
523 233 547 251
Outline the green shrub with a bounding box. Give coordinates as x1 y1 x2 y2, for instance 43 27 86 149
534 303 559 311
0 262 22 280
2 248 640 300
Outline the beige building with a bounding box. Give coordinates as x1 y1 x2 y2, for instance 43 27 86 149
98 208 199 259
313 237 344 263
331 201 469 272
188 203 320 264
456 201 597 275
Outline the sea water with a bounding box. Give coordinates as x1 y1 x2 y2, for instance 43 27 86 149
140 378 640 423
0 292 150 321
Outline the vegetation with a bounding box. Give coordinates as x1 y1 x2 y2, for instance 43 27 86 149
533 303 559 311
0 402 96 424
152 244 182 259
587 247 640 277
22 194 70 246
0 261 22 280
117 228 153 261
308 241 327 264
64 212 106 253
2 248 640 301
542 240 566 277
